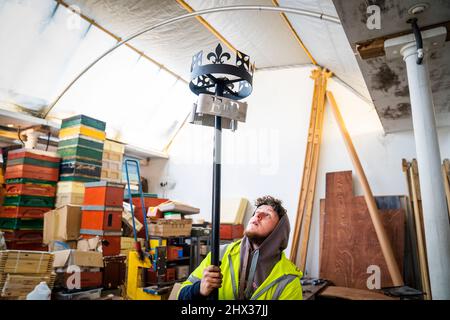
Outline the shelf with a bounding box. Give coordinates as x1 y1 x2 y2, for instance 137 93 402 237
167 257 190 262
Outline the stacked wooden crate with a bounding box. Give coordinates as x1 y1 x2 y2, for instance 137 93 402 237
0 149 60 250
0 250 55 299
56 115 106 207
79 182 125 257
101 139 125 183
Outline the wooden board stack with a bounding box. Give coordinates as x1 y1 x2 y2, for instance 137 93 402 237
0 250 55 299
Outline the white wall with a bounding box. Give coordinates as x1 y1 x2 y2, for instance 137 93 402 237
140 66 450 278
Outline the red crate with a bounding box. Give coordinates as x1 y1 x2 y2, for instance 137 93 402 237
83 182 124 207
80 206 122 232
103 255 126 289
5 240 47 251
2 230 43 241
129 198 166 238
5 165 59 181
166 268 176 282
167 246 183 261
1 206 50 219
56 272 103 289
220 224 244 240
131 197 168 209
6 183 56 197
80 235 121 257
8 149 60 163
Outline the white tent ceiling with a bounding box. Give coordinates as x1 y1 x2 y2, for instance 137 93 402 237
0 0 372 152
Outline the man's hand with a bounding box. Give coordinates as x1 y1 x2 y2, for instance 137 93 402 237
200 265 223 296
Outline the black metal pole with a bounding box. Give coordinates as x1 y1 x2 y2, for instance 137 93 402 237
210 81 224 300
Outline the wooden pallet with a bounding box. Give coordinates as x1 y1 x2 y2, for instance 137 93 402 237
0 250 54 274
0 273 55 299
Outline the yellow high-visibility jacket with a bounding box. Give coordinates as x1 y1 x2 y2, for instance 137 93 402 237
178 240 303 300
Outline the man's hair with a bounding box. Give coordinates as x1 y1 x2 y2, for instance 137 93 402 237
254 195 287 219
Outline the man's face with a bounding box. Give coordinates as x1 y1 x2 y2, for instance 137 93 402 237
244 205 280 240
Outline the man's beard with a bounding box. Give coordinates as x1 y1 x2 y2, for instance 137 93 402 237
244 230 266 246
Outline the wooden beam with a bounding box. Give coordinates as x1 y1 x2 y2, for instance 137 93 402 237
443 159 450 221
319 286 397 300
289 68 322 264
55 0 187 83
326 90 404 287
408 160 432 299
272 0 317 65
175 0 237 54
298 69 331 271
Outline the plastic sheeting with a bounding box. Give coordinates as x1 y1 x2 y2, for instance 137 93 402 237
0 0 196 151
0 0 372 151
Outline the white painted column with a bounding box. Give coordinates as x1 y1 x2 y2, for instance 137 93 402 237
401 42 450 300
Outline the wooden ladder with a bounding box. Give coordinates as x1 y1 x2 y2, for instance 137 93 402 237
289 68 331 271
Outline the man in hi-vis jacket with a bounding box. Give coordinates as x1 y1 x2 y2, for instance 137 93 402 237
178 196 303 300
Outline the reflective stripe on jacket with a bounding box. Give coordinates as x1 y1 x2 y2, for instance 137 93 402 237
178 240 303 300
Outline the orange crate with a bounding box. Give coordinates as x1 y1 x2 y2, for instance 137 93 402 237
83 182 124 207
80 207 122 232
167 246 183 261
7 149 60 163
5 164 59 181
6 183 56 197
220 224 244 240
1 206 50 219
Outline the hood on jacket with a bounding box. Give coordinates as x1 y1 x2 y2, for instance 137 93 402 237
239 213 290 299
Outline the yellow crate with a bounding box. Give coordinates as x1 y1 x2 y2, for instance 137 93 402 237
56 181 85 195
101 168 122 182
102 159 122 171
104 140 125 154
103 150 123 162
55 192 84 207
59 125 106 141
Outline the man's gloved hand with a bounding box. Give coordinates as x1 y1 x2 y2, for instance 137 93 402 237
200 265 223 296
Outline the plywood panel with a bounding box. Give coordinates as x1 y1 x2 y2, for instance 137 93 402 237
320 171 405 289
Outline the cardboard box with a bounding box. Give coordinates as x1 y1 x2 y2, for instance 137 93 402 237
122 208 143 232
175 265 190 280
53 249 104 269
43 205 82 244
147 219 192 237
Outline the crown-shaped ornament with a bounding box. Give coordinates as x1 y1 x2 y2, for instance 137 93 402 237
190 43 255 100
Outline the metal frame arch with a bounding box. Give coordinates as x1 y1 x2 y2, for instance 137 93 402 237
42 4 340 118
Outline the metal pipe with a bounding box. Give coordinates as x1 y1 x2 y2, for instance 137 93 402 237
209 81 224 300
401 42 450 299
407 18 424 65
42 5 340 118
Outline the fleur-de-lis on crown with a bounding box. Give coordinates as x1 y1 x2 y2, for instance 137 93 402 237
207 43 231 64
